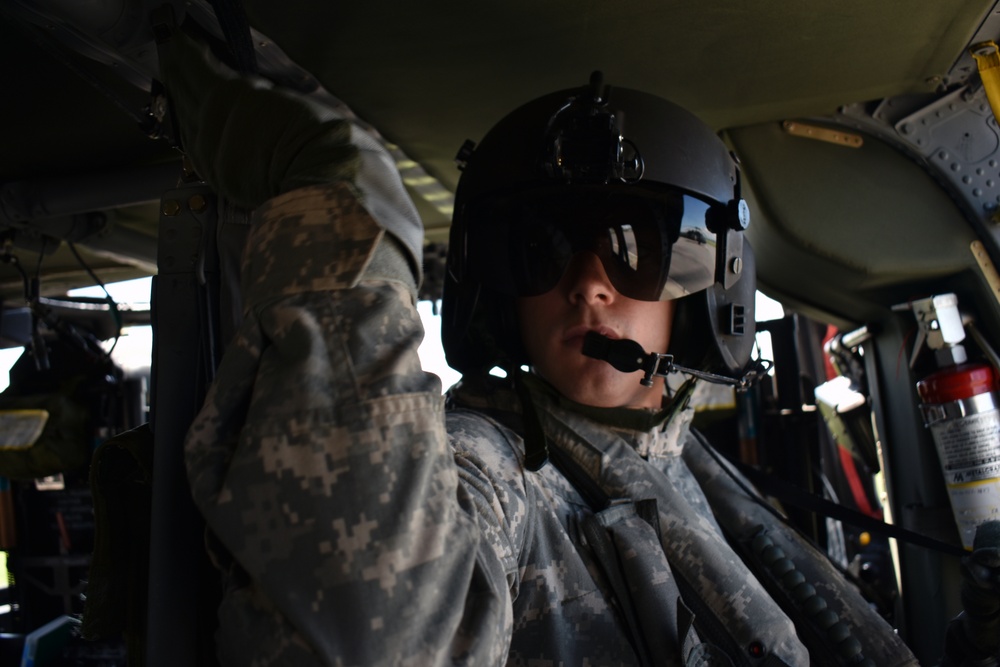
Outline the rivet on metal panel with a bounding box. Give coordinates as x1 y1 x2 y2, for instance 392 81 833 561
188 194 208 212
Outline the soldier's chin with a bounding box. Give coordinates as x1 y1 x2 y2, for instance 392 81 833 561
555 368 658 410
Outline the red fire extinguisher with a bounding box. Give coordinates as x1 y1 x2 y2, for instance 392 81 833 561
911 294 1000 550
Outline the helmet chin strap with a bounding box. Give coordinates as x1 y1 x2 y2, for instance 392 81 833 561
581 331 769 390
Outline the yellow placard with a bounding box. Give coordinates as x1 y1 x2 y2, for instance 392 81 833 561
0 409 50 450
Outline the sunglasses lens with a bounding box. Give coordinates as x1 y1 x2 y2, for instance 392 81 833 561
508 220 571 296
466 190 716 300
593 220 669 300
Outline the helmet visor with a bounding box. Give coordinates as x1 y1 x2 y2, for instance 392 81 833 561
465 189 717 301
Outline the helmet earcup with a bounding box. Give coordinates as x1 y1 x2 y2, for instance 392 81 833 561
441 270 525 375
669 241 756 376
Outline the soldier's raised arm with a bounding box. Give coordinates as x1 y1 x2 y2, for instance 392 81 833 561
157 26 514 667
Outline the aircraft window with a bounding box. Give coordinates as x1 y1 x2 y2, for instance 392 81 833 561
68 277 151 304
0 348 23 393
0 281 456 395
755 291 785 373
66 277 152 377
417 300 462 391
0 281 460 395
0 283 786 396
756 292 785 322
0 276 156 392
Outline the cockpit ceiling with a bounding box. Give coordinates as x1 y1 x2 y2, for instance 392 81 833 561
245 0 990 184
0 0 998 316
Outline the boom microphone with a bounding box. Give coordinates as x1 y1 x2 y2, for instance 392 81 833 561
581 330 768 389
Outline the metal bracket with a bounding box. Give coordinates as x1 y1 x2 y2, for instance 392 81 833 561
782 120 863 148
157 183 220 285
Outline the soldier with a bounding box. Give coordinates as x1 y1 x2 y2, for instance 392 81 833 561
160 27 922 667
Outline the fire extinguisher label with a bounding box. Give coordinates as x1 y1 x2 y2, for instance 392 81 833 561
929 408 1000 549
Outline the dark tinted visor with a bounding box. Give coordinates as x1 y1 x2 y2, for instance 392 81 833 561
465 189 717 301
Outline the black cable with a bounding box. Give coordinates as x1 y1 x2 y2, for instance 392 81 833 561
692 428 791 526
2 246 49 370
66 242 122 357
693 428 967 558
1 247 30 302
35 237 47 279
208 0 259 76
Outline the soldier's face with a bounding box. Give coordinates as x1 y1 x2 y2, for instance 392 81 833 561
517 251 674 409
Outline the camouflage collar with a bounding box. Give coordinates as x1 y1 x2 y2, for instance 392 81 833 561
447 370 696 460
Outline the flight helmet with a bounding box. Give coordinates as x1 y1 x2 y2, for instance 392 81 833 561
441 72 755 379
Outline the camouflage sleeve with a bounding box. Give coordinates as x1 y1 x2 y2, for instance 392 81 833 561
184 184 511 666
448 410 530 599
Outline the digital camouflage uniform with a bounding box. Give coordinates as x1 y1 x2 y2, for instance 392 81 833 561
183 182 919 667
159 27 919 666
